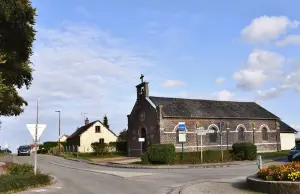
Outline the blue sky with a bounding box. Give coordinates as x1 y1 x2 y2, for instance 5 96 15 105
1 0 300 151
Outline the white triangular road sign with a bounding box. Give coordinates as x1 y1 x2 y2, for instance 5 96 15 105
26 124 47 141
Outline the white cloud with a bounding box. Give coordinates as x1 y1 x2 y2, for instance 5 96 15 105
276 35 300 47
241 16 300 43
282 68 300 92
211 90 235 101
247 49 285 69
233 69 267 90
256 87 286 101
215 77 225 84
0 22 158 151
233 50 285 91
162 80 185 88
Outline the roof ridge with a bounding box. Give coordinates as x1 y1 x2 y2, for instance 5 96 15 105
149 96 254 103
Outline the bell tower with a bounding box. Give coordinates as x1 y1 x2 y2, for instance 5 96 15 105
136 74 149 100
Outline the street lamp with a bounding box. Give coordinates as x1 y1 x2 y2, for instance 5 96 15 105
55 111 61 155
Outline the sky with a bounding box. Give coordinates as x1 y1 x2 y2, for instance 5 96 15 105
1 0 300 151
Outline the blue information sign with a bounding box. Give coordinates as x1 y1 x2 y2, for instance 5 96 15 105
178 122 186 131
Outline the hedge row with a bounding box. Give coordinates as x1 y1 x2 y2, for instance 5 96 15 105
173 150 233 164
140 142 257 165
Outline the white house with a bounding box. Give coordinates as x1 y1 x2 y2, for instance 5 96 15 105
67 118 117 153
59 135 70 142
280 121 297 150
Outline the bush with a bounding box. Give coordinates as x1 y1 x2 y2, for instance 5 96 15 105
116 141 127 153
257 162 300 181
91 142 108 155
7 163 35 175
37 149 48 154
140 153 149 164
148 144 176 164
173 150 233 164
0 173 51 193
232 142 257 160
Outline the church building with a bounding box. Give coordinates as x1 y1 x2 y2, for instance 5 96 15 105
127 80 296 157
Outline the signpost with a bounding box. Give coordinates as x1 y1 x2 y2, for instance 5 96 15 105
26 98 47 175
196 127 214 163
178 122 186 160
26 124 46 175
138 137 145 155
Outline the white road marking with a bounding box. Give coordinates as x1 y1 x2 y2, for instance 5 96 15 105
31 189 49 192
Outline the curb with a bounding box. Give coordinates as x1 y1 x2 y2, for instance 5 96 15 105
65 156 287 170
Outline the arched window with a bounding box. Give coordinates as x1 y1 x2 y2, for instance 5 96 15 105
238 127 245 141
209 127 218 143
262 128 268 141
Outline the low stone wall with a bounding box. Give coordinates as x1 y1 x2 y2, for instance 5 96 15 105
247 175 300 194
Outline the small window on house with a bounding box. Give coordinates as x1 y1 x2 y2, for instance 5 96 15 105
99 138 104 144
262 128 268 141
238 127 245 141
209 127 218 143
95 126 101 133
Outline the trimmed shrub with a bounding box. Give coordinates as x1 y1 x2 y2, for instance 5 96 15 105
116 141 127 153
37 149 48 154
232 142 257 160
147 144 176 164
91 142 108 155
7 163 35 175
140 153 150 164
0 173 51 193
173 150 233 164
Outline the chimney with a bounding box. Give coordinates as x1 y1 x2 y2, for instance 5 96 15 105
85 118 89 125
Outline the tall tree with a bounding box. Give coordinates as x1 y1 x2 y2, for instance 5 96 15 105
103 115 109 129
117 129 127 142
0 0 36 116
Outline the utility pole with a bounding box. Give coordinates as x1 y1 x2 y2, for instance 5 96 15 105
34 98 39 175
55 111 61 155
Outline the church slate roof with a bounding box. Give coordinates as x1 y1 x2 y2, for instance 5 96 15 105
149 96 279 119
280 120 297 133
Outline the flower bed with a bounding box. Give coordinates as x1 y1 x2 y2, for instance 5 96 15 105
257 162 300 181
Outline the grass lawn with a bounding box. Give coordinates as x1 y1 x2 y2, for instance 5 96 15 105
258 150 289 159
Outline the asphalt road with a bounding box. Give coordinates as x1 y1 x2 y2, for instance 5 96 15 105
14 155 286 194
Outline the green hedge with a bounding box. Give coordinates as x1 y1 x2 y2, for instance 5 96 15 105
140 153 150 164
147 144 176 164
173 150 233 164
0 173 51 193
232 142 257 160
37 149 48 154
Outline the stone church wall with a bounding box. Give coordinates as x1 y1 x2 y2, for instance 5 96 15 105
127 98 160 157
160 118 280 153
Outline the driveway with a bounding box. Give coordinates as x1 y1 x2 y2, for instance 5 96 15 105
15 155 286 194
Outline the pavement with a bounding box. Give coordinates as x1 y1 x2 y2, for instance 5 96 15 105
14 155 286 194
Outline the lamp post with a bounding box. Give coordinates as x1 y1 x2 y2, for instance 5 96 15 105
55 111 61 155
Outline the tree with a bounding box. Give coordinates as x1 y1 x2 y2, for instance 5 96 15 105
103 115 109 129
117 129 127 142
0 0 37 116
